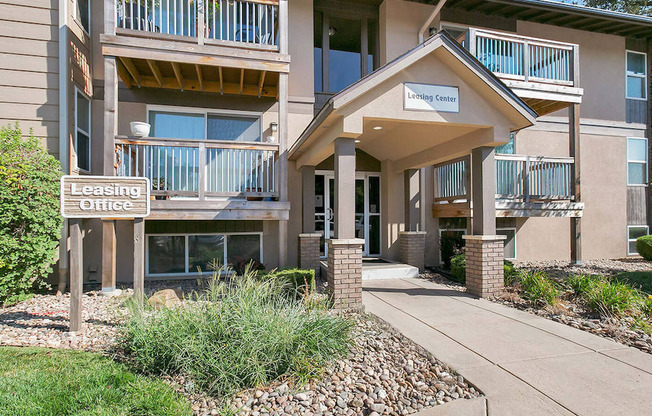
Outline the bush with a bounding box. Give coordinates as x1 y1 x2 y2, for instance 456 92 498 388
0 123 62 306
584 277 641 318
636 235 652 261
122 269 351 398
440 230 463 269
519 270 558 306
450 254 466 283
503 260 518 285
567 274 594 296
230 257 265 276
267 268 316 300
642 295 652 319
0 346 191 416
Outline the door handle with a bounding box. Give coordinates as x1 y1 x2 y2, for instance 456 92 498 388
327 208 334 221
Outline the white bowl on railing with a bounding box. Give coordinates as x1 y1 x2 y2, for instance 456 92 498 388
130 122 151 137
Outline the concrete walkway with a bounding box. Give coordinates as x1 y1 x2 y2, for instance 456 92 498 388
363 278 652 416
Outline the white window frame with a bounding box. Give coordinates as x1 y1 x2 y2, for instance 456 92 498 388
75 0 91 36
626 50 647 101
146 105 264 144
145 232 264 277
74 87 91 172
627 137 648 186
627 225 649 256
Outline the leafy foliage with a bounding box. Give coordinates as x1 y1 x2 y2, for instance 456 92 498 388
230 257 265 276
583 277 642 318
266 268 316 301
0 346 191 416
122 267 351 398
0 123 62 306
450 254 466 283
518 270 559 306
581 0 651 16
440 230 464 269
567 274 594 296
636 235 652 261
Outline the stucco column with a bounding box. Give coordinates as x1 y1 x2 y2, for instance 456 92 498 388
334 138 356 239
570 103 582 264
471 146 496 235
301 165 316 233
404 169 420 231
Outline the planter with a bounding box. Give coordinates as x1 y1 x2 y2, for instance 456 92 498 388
130 122 151 137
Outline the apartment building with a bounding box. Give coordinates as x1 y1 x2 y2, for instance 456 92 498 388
2 0 652 303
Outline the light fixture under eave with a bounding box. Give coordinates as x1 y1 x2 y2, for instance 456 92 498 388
329 27 337 36
373 126 383 130
355 139 361 143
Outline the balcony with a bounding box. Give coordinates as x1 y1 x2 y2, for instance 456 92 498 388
100 0 289 97
432 154 584 218
457 28 583 115
114 136 289 220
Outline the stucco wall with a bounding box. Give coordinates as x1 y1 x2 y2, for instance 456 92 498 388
379 0 435 65
516 21 626 122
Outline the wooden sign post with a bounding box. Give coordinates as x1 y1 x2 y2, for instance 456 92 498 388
60 176 150 332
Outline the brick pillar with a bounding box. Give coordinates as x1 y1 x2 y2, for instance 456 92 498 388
462 235 506 298
299 233 321 275
327 238 364 310
399 231 426 271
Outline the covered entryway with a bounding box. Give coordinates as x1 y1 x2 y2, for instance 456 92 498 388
291 33 537 309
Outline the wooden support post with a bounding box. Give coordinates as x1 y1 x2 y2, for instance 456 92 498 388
570 103 582 264
57 219 69 294
471 146 496 235
101 220 117 292
302 165 316 233
334 138 356 239
69 219 83 332
102 56 118 293
134 218 145 299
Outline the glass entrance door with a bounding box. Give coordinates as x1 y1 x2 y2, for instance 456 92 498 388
315 173 380 257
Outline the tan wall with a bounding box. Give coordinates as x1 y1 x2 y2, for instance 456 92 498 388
0 1 60 156
515 217 571 261
379 0 435 65
288 0 314 100
516 21 626 122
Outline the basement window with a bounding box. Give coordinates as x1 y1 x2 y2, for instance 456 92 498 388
628 226 649 256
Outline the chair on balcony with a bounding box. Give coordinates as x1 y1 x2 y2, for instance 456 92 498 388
119 4 160 32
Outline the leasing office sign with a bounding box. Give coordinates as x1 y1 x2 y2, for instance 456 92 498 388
404 82 459 113
61 175 150 218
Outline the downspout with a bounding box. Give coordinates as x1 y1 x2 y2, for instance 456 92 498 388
57 0 69 294
418 0 447 44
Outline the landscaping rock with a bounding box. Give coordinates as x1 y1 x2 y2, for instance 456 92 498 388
148 289 183 309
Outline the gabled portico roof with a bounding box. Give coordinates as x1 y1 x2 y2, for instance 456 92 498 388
289 33 537 168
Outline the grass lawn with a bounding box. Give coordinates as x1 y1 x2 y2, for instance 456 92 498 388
0 346 192 416
614 271 652 295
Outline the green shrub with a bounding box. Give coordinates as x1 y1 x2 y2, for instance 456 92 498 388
519 270 558 306
584 278 641 318
450 254 466 283
440 230 463 269
636 235 652 261
567 274 594 296
267 268 316 300
642 295 652 319
0 123 62 306
122 269 351 398
0 346 191 416
504 260 517 285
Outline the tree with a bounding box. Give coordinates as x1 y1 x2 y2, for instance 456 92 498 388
581 0 651 16
0 123 62 306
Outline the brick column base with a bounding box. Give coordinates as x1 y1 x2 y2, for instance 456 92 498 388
299 233 321 276
399 231 427 271
327 238 364 310
462 235 506 298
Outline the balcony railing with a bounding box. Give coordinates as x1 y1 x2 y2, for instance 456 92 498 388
458 28 579 87
115 137 278 199
116 0 279 49
434 154 575 203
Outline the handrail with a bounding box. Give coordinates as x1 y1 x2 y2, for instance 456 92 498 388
115 136 280 151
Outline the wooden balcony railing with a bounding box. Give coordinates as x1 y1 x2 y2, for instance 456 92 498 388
457 28 579 87
434 154 575 203
116 0 280 50
115 137 279 199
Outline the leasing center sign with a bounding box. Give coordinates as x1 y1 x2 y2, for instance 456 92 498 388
404 82 459 113
61 176 150 219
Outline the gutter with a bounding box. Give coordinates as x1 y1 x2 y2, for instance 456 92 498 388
418 0 447 44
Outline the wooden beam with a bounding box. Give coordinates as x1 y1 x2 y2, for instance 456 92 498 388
257 70 267 97
135 75 278 97
101 220 116 291
116 59 133 89
119 56 141 87
171 62 184 91
69 219 82 332
147 59 163 87
239 68 244 94
133 218 145 299
218 67 223 94
195 64 204 91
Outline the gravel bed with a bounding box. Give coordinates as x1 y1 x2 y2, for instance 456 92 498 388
176 313 482 416
513 258 652 279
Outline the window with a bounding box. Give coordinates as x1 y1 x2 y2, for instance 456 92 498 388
628 226 649 255
146 233 262 276
627 137 648 185
626 51 647 100
149 108 262 142
75 89 91 172
75 0 90 34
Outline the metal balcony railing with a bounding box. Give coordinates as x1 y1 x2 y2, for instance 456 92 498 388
115 137 278 199
116 0 279 49
434 154 575 203
457 28 579 87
